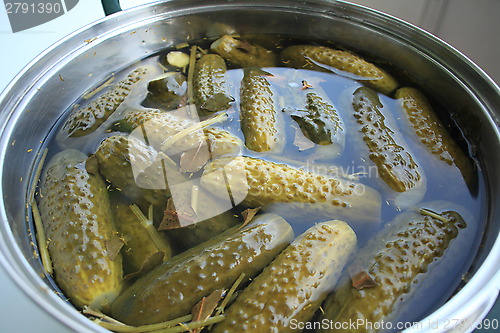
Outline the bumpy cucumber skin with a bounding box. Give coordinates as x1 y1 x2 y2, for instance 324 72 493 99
111 201 170 274
124 110 242 157
281 45 398 94
111 214 294 325
214 220 357 333
38 149 122 310
204 127 243 158
352 87 422 192
201 156 381 225
124 109 200 153
193 54 232 112
395 87 473 181
94 135 171 206
240 68 284 153
319 209 465 333
211 35 278 68
293 92 344 146
64 68 147 137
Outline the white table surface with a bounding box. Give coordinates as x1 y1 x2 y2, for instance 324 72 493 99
0 1 497 332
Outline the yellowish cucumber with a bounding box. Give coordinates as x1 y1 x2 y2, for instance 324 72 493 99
38 149 123 310
214 220 357 333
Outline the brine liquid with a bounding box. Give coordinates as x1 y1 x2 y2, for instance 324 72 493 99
35 35 486 330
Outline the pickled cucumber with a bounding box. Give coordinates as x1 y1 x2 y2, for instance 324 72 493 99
157 178 240 249
395 87 474 182
32 35 482 331
193 54 233 113
291 92 345 147
213 220 357 333
124 109 242 157
63 68 147 137
111 200 171 274
144 72 187 109
201 156 381 226
352 87 423 193
240 68 284 153
167 210 239 250
211 35 278 68
165 184 240 249
94 135 171 206
38 149 122 310
319 207 466 333
111 213 294 325
281 45 398 94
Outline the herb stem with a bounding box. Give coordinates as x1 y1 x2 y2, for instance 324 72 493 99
151 315 225 333
218 272 245 313
130 205 170 256
83 306 127 326
160 112 228 152
207 272 245 330
30 148 48 199
31 199 52 275
30 147 52 274
187 45 197 104
419 208 450 223
93 314 193 333
191 185 199 215
82 75 115 100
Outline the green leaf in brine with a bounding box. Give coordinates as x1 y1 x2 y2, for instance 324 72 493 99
285 92 343 146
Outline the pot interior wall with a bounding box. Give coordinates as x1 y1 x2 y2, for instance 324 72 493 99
0 0 498 330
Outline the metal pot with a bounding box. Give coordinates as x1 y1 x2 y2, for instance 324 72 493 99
0 1 498 332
